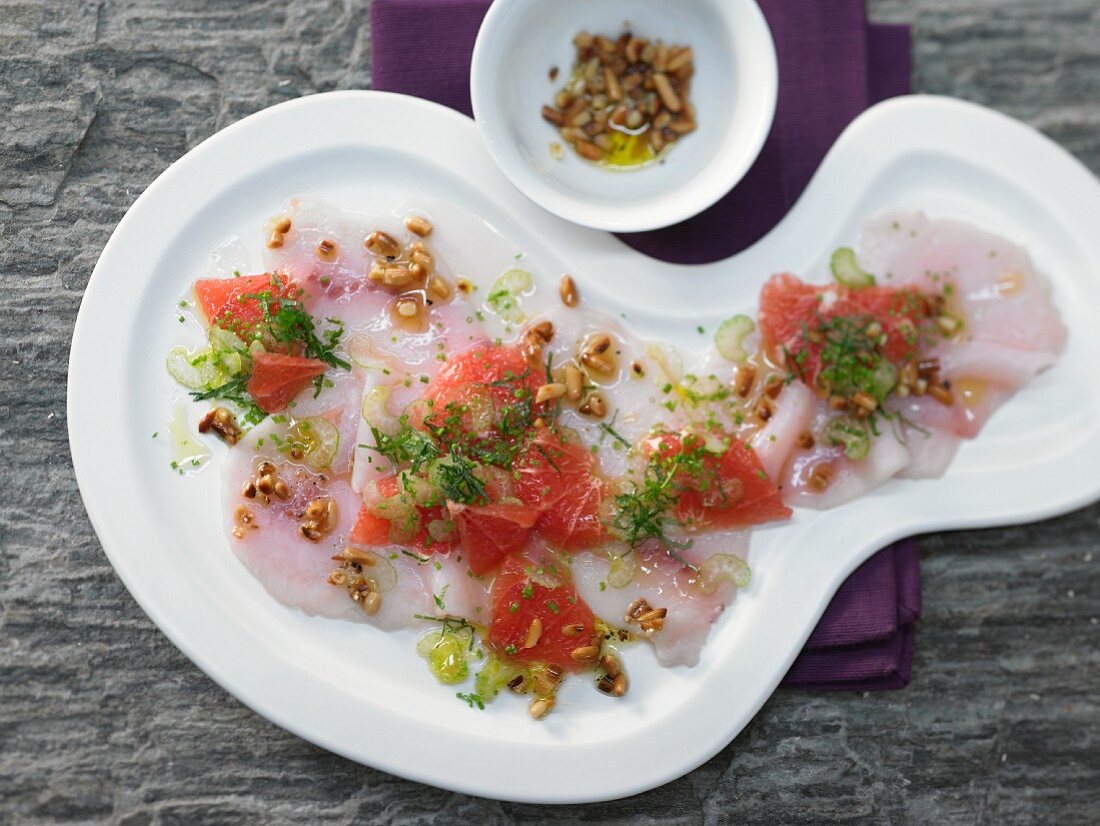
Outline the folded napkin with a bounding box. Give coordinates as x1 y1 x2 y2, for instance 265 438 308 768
371 0 920 690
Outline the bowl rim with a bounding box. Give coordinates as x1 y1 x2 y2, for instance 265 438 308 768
470 0 779 232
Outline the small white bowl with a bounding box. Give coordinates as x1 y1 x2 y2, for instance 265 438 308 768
471 0 778 232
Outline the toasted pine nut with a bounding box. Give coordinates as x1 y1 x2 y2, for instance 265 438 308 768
851 391 878 412
612 672 628 697
928 383 955 406
404 215 433 237
266 231 284 249
536 382 568 403
581 352 615 375
600 653 621 678
564 364 584 400
382 266 413 288
637 607 668 624
654 44 669 71
579 391 608 418
396 299 418 318
524 617 543 649
595 35 617 53
427 275 453 301
530 320 554 342
575 140 603 161
570 108 593 128
273 217 291 234
361 590 382 616
561 623 585 637
571 645 600 661
808 462 834 492
365 230 401 258
343 546 377 564
560 127 588 144
653 73 682 113
560 274 578 307
587 332 612 354
563 98 588 124
542 105 564 126
666 46 694 73
528 696 555 720
604 66 622 101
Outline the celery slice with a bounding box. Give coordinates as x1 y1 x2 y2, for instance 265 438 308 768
486 268 531 324
714 315 755 362
289 416 340 470
830 247 876 288
697 553 751 594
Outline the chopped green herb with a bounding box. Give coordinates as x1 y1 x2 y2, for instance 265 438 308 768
456 692 485 710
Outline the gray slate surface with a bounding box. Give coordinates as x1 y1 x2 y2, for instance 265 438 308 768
1 1 1098 823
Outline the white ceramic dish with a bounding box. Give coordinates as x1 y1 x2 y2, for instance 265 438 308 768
69 90 1100 803
470 0 778 232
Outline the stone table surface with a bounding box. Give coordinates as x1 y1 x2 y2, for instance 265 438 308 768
2 1 1098 823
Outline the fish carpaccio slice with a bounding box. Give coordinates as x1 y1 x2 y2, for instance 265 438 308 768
573 531 751 667
757 211 1065 507
862 210 1064 440
224 422 437 630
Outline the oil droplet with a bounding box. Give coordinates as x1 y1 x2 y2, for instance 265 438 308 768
169 401 211 474
955 377 988 410
604 131 657 169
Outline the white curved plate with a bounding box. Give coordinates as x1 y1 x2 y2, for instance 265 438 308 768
69 91 1100 803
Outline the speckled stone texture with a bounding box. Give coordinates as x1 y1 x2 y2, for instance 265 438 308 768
1 1 1098 823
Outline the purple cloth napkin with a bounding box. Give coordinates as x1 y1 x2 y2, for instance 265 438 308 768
371 0 921 690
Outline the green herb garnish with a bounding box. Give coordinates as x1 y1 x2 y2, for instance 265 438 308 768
456 692 486 710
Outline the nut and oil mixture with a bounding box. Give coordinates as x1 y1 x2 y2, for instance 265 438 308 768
542 30 696 168
168 200 1063 720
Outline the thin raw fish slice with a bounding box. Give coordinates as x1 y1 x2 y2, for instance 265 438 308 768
262 196 378 297
756 211 1065 503
224 421 434 629
782 424 912 509
572 530 750 668
858 211 1065 436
